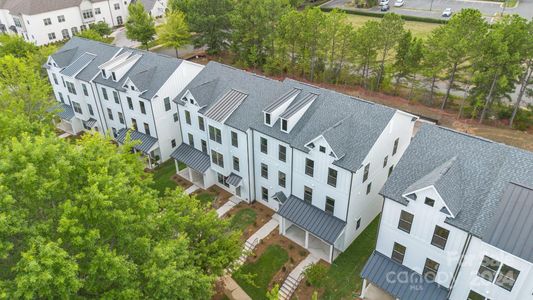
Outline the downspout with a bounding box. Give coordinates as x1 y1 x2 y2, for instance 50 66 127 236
250 130 256 202
447 233 472 298
88 82 107 133
290 145 294 196
344 171 355 222
246 130 253 202
91 82 110 133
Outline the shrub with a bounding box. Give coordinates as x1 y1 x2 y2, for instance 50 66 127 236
304 263 329 288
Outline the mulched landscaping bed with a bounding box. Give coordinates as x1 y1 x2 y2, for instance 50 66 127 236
225 202 274 241
171 173 193 190
292 259 330 300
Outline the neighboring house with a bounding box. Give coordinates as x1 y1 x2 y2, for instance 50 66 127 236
170 62 417 262
138 0 167 18
0 0 133 46
361 124 533 300
45 37 203 166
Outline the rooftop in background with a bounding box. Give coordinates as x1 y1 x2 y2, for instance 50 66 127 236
381 123 533 263
1 0 107 15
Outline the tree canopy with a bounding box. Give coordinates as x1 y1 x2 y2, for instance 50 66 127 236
125 2 156 49
157 10 191 57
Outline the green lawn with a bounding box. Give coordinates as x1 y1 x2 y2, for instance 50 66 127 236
194 191 216 206
345 14 441 39
234 245 289 300
321 215 381 300
151 159 179 195
230 208 257 232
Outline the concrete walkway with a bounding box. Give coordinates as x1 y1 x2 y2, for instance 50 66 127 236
184 185 199 195
216 196 241 217
58 132 71 139
279 254 320 300
247 218 278 245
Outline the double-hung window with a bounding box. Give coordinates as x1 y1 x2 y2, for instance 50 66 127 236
233 156 240 172
164 97 171 111
127 97 133 109
113 91 120 104
260 137 268 154
423 258 440 280
261 163 268 179
391 242 406 264
279 145 286 162
327 168 337 187
185 110 191 125
140 101 146 114
72 101 82 114
305 159 314 177
325 197 335 214
278 171 286 188
209 126 222 143
431 226 450 250
477 256 520 291
303 186 313 203
211 150 224 167
398 210 413 233
198 116 205 131
231 131 238 147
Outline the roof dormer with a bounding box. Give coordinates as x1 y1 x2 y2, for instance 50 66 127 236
263 88 301 127
98 50 141 82
279 92 317 133
305 135 340 160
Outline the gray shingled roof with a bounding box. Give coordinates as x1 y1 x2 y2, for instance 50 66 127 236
381 124 533 261
116 128 158 154
52 37 184 101
176 62 397 172
1 0 105 15
361 251 449 300
170 143 211 173
92 47 183 101
483 183 533 263
403 156 464 217
139 0 157 10
51 38 120 82
278 195 346 245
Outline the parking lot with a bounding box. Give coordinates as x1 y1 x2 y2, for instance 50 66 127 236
322 0 533 21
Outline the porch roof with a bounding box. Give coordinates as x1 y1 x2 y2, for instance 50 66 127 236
278 195 346 245
226 172 242 186
116 128 158 154
83 118 97 128
361 251 449 300
170 143 211 173
56 103 75 120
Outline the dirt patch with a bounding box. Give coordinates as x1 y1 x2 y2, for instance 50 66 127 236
247 230 309 292
225 202 274 241
171 174 193 190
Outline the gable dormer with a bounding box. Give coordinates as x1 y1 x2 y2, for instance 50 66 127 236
263 88 301 127
401 157 463 218
279 92 317 133
179 90 200 107
304 135 340 161
98 51 140 81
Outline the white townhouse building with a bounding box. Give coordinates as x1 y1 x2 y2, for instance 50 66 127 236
139 0 167 18
45 37 203 166
0 0 133 46
361 124 533 300
169 62 417 262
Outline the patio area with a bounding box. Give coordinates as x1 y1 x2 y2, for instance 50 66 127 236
284 224 339 263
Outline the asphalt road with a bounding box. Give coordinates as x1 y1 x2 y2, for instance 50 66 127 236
323 0 533 21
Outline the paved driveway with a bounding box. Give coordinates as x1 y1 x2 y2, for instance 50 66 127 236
323 0 533 21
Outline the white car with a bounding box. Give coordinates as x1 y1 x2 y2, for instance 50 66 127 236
442 8 452 17
379 0 389 6
394 0 404 6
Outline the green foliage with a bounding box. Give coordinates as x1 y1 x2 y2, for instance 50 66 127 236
0 132 241 298
304 263 329 288
179 0 233 54
320 6 449 24
230 0 291 67
125 2 156 49
230 208 257 232
266 284 280 300
89 21 112 36
76 29 107 42
0 34 38 58
234 245 288 300
157 10 190 57
393 31 424 93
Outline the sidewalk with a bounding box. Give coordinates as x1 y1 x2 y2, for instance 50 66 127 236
279 254 320 300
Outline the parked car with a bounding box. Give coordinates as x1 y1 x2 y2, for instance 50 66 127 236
381 4 390 11
394 0 404 6
379 0 389 6
442 8 452 17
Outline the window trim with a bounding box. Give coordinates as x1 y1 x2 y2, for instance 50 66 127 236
431 225 449 250
305 158 314 177
398 210 414 233
327 168 337 187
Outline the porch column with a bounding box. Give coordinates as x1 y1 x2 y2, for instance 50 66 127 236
147 155 152 169
329 244 334 263
279 217 283 235
174 160 179 173
188 168 193 182
304 231 309 249
361 279 367 299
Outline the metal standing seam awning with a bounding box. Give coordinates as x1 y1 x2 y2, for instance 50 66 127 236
55 103 75 120
277 195 346 245
361 251 449 300
226 173 242 186
83 118 97 128
272 191 287 203
116 128 158 154
170 143 211 173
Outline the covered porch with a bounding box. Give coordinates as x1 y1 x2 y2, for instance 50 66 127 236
52 103 82 135
116 128 160 169
277 195 345 263
170 143 212 189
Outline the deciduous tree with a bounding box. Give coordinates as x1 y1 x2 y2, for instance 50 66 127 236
157 10 190 57
125 2 156 49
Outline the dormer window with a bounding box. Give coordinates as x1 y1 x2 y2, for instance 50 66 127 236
265 113 271 125
319 146 326 153
281 119 288 132
425 197 435 207
111 72 117 81
101 69 106 77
